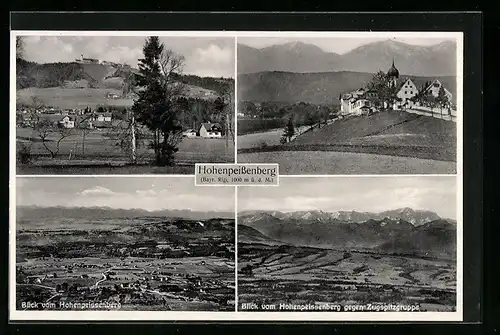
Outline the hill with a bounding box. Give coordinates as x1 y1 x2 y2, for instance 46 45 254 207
16 58 233 96
288 110 457 161
237 70 456 105
238 40 457 76
238 209 456 258
16 205 234 220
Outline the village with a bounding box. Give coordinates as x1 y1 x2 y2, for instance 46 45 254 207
16 216 236 311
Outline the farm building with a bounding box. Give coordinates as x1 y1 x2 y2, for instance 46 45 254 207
182 129 197 138
58 116 75 129
199 123 222 138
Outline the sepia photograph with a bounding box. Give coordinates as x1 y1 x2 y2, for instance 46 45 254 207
237 35 460 174
14 34 235 175
237 176 458 312
14 177 235 311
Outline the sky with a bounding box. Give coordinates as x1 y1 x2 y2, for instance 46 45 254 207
238 176 457 219
239 37 455 54
16 177 235 212
21 36 235 78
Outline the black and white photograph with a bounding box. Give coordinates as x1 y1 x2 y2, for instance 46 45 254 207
237 177 458 312
237 35 460 174
14 34 235 175
14 177 235 311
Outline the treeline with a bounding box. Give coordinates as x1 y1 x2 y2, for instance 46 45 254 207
238 100 337 135
16 59 98 89
172 73 233 95
16 58 234 94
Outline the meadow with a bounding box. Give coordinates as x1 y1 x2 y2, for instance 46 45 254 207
16 126 234 174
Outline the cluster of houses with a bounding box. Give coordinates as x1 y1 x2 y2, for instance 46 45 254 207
16 106 114 129
182 122 223 139
339 59 454 116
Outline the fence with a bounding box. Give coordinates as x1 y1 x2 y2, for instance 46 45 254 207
405 106 457 122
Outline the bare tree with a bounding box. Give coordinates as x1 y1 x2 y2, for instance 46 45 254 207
33 118 73 159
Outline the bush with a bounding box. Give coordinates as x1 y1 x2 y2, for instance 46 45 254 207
258 140 268 150
17 143 32 164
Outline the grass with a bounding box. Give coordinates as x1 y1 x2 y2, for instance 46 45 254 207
17 126 234 174
238 111 456 162
238 151 456 175
17 87 134 109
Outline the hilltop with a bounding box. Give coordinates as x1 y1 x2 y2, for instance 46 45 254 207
238 70 456 105
238 39 457 76
16 58 233 96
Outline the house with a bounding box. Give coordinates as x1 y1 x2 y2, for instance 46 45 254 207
199 123 222 138
182 129 197 138
96 112 112 122
339 89 376 116
424 79 453 102
395 78 419 108
58 116 75 129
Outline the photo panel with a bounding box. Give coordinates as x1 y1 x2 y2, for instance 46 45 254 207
236 33 462 175
14 33 236 175
237 176 461 319
12 176 236 317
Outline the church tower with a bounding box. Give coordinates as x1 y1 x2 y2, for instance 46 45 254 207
387 58 399 87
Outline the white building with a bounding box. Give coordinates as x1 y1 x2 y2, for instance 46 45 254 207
182 129 197 138
58 116 75 129
199 123 222 138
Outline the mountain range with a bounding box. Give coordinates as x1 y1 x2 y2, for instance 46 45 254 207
238 40 457 76
238 208 456 258
16 205 234 220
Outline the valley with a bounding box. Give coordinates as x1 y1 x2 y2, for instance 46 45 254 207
237 209 457 312
16 214 235 311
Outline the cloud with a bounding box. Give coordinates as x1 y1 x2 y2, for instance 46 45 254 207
78 186 115 197
21 36 235 78
185 44 234 78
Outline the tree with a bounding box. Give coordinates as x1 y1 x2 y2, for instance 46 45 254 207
436 86 450 117
132 36 186 166
32 118 73 158
16 36 25 60
367 71 398 109
281 116 295 143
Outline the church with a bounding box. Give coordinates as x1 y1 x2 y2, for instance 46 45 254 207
339 59 453 115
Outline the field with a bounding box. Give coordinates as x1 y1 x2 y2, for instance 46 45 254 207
16 216 235 311
16 126 234 174
237 111 456 174
238 242 456 312
17 87 134 109
237 118 286 136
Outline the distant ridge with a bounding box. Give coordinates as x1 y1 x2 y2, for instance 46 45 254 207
237 70 456 105
238 208 451 227
17 205 234 220
238 208 456 258
238 39 457 76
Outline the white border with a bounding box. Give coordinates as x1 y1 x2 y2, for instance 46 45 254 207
10 30 464 322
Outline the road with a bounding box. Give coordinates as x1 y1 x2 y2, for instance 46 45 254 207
94 268 113 288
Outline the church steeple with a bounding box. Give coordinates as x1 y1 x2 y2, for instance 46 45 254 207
387 57 399 87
